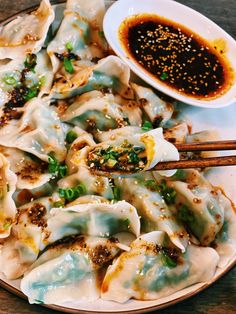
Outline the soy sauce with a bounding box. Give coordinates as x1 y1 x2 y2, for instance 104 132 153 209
119 14 233 99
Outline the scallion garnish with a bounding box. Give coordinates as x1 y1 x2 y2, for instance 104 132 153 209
48 154 68 178
24 54 37 71
23 87 38 101
160 72 168 81
3 76 17 86
66 42 73 51
113 186 121 201
53 200 65 208
66 130 78 144
58 183 86 202
141 120 153 131
63 57 74 74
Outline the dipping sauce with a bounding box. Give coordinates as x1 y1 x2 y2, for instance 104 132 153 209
119 14 233 99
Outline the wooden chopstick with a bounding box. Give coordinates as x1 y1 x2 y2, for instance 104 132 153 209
152 140 236 170
175 140 236 152
153 155 236 171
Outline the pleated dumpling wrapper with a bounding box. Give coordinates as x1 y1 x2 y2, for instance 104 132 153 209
101 231 219 303
21 234 132 304
0 153 17 238
0 0 54 59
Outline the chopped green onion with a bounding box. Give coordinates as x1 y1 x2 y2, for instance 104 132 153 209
98 30 105 38
3 76 17 86
66 130 78 144
66 42 73 51
160 72 168 81
7 184 10 192
142 120 153 131
65 188 75 200
48 154 59 174
38 76 46 87
59 183 87 202
23 87 38 101
58 165 68 178
63 57 74 74
128 152 139 164
24 54 37 71
48 154 67 178
113 187 120 201
161 252 177 268
74 183 86 195
53 201 64 208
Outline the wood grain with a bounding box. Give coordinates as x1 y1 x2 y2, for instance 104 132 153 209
0 1 236 314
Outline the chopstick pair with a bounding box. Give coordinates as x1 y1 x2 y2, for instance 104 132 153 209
154 140 236 171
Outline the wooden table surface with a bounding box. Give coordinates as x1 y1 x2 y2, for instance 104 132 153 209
0 0 236 313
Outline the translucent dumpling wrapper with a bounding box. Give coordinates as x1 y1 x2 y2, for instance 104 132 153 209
0 146 51 190
167 169 225 246
62 91 135 135
96 126 143 143
50 55 133 100
0 97 66 162
0 50 53 108
214 192 236 268
0 195 58 279
47 0 107 73
85 128 179 177
59 128 114 199
116 176 188 252
0 198 140 279
0 153 17 238
163 123 189 145
186 130 220 159
0 0 55 59
101 231 219 303
132 83 174 126
21 235 123 304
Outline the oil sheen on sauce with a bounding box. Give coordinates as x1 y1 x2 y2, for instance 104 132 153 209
119 14 234 99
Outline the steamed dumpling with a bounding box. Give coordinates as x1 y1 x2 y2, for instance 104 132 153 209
0 0 54 59
84 128 179 176
0 153 17 237
101 231 219 303
0 97 66 162
168 169 225 245
132 83 174 127
50 55 133 99
0 146 51 190
62 92 131 133
116 176 188 252
47 0 107 73
21 235 122 304
0 50 53 107
0 198 140 279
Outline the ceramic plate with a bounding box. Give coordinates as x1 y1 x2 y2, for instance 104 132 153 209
0 1 235 313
